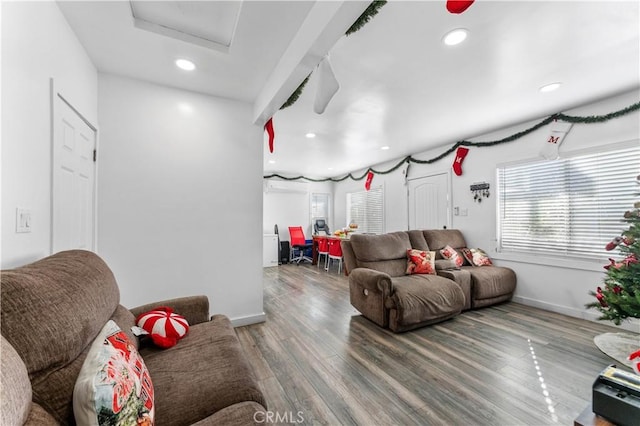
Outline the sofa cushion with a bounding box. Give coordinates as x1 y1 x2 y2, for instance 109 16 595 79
1 250 121 374
423 229 467 252
407 230 430 251
25 403 59 425
73 320 154 425
1 335 32 426
349 232 412 277
140 315 266 425
463 266 516 300
193 401 266 426
388 275 465 331
406 249 436 275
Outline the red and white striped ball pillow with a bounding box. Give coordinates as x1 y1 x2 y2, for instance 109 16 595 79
136 307 189 348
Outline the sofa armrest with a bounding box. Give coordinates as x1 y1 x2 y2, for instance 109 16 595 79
348 268 394 328
348 268 394 295
129 295 210 325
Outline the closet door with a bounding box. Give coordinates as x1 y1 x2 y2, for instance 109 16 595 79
52 91 97 253
408 172 450 230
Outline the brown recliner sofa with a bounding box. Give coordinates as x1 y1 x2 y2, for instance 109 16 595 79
342 229 516 332
1 250 266 425
341 231 466 332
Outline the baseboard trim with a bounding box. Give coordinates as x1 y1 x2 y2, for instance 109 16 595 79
230 313 266 328
513 296 640 333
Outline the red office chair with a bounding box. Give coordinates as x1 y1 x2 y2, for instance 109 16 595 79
326 238 343 274
288 226 312 265
316 237 330 269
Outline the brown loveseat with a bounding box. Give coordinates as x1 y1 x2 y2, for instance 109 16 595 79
1 250 266 425
423 229 517 309
342 229 516 332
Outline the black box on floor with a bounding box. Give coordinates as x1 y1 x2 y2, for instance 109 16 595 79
592 364 640 426
279 241 290 264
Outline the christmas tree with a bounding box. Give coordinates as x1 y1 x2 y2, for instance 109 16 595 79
586 175 640 325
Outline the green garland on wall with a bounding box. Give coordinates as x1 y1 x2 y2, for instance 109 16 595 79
264 101 640 182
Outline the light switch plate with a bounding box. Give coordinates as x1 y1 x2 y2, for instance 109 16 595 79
16 208 32 233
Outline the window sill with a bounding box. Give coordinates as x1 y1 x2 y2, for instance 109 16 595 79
492 250 607 273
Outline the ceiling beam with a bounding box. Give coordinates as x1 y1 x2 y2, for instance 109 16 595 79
252 1 371 126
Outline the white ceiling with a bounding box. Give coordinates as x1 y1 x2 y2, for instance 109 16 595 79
58 1 640 179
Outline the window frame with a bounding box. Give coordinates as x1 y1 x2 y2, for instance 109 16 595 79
346 185 385 234
496 140 639 266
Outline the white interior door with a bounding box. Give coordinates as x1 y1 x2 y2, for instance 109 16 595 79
408 172 451 230
52 92 97 253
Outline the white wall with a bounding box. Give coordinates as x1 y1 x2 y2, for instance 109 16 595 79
263 180 334 240
1 1 98 268
335 90 640 330
97 74 264 324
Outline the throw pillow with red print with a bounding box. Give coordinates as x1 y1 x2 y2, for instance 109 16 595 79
406 249 436 275
440 245 464 267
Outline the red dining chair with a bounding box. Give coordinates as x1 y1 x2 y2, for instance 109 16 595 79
326 238 343 274
316 237 330 269
288 226 312 265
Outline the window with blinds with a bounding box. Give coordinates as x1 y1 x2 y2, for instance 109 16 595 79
311 193 330 224
347 186 384 234
497 143 640 259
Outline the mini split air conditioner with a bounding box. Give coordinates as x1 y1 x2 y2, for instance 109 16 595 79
264 179 309 194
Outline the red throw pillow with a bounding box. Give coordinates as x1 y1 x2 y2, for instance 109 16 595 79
136 307 189 348
440 245 464 267
406 249 436 275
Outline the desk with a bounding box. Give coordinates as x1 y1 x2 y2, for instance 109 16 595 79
312 235 349 267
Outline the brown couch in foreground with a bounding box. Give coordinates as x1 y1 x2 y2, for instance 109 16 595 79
1 250 266 425
341 229 516 332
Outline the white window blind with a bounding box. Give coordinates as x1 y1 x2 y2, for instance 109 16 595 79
497 143 640 259
347 186 384 234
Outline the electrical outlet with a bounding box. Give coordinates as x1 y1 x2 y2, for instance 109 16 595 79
16 208 32 233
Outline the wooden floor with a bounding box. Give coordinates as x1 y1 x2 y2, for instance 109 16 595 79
236 264 622 425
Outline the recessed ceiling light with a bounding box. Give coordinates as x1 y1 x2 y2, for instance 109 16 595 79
175 59 196 71
381 146 390 150
539 82 562 93
268 160 276 164
305 133 316 138
443 28 468 46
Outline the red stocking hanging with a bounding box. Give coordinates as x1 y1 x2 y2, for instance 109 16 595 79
264 118 275 153
365 171 374 191
452 147 469 176
446 0 475 14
